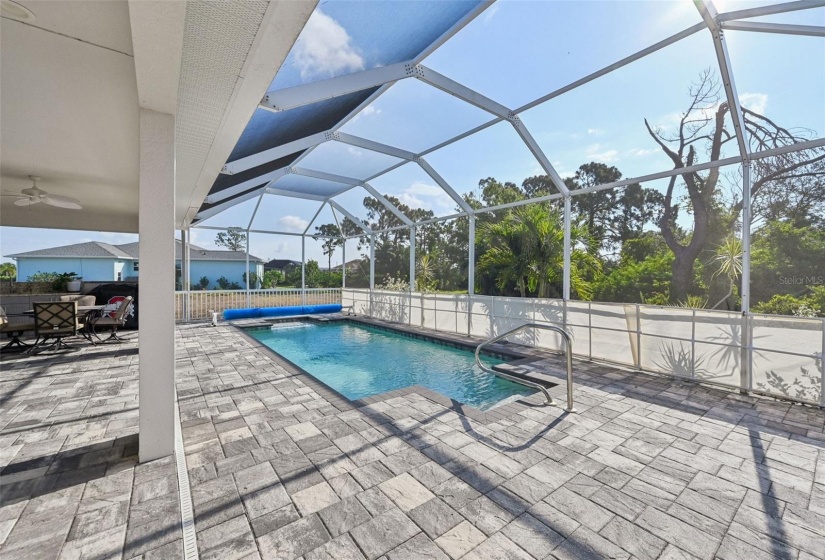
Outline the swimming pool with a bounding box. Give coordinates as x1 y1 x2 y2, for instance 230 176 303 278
247 321 534 410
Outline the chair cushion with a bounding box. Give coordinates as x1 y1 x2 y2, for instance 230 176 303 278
0 323 34 333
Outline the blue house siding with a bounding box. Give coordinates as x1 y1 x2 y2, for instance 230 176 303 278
15 257 264 287
16 258 117 281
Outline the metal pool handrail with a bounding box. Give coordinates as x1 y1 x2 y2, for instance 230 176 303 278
475 322 575 412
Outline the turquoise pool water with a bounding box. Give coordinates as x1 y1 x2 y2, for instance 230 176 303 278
247 321 534 410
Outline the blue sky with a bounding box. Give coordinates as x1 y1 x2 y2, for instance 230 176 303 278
3 0 823 269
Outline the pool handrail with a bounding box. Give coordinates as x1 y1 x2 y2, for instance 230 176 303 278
475 322 575 412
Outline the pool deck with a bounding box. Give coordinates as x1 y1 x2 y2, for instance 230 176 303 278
2 319 824 559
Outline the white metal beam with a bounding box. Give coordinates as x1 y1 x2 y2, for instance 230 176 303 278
247 191 265 230
303 202 328 235
205 167 288 204
264 187 327 202
720 20 825 37
697 1 750 157
415 66 510 118
415 65 569 195
717 0 825 22
509 116 570 195
334 132 417 160
221 131 328 175
361 183 414 226
195 187 267 222
515 22 707 113
260 61 412 112
329 200 373 234
291 167 362 186
415 157 474 215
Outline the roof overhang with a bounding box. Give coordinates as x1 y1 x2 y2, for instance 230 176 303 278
0 0 315 233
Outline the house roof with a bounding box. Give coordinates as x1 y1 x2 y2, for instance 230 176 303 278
7 240 265 263
264 259 301 269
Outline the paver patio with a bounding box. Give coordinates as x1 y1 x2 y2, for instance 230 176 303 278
2 319 824 559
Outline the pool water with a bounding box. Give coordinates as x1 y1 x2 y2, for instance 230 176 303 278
248 321 534 410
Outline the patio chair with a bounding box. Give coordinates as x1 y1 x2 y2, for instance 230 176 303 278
89 296 133 343
0 306 35 352
30 301 82 352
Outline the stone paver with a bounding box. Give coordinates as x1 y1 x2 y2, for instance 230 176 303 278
0 333 183 560
3 318 824 560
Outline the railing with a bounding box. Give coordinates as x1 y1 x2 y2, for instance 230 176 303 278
476 322 575 411
343 289 825 408
175 288 341 321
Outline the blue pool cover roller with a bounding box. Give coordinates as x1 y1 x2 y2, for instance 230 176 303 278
223 304 342 320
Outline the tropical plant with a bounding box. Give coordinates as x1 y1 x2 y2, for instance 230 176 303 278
416 253 437 292
677 295 708 309
0 262 16 279
479 204 601 299
709 236 743 309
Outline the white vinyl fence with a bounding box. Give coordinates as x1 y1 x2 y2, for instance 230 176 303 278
175 288 341 321
343 289 824 407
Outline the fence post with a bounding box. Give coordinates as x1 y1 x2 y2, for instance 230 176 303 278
301 235 306 306
691 309 696 379
635 303 642 370
740 312 751 394
820 318 824 408
245 233 251 308
588 302 592 361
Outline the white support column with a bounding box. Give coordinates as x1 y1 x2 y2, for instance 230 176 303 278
245 233 251 306
741 162 752 313
468 215 476 336
181 228 190 321
563 197 571 301
468 216 476 296
342 239 346 289
370 234 375 316
184 230 191 321
369 235 376 289
301 235 306 306
409 226 416 292
138 108 175 462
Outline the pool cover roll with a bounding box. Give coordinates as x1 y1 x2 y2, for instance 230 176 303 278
223 304 342 320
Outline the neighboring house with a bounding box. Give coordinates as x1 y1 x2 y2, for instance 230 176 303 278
7 240 265 289
332 259 363 273
264 259 301 274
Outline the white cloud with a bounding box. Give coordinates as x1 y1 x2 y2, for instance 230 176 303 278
294 11 364 80
739 92 768 115
349 105 381 124
277 215 309 232
587 128 604 136
627 147 658 157
585 144 619 163
346 145 364 157
396 181 455 212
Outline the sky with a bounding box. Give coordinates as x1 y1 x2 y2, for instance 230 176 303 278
2 0 823 269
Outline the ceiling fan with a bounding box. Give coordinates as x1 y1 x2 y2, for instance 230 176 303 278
2 176 82 210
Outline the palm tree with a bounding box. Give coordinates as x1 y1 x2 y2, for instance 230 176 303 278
479 204 600 299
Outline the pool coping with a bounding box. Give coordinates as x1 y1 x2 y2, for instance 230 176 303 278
230 315 560 424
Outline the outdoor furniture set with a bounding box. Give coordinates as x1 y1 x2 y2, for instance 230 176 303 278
0 295 133 353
